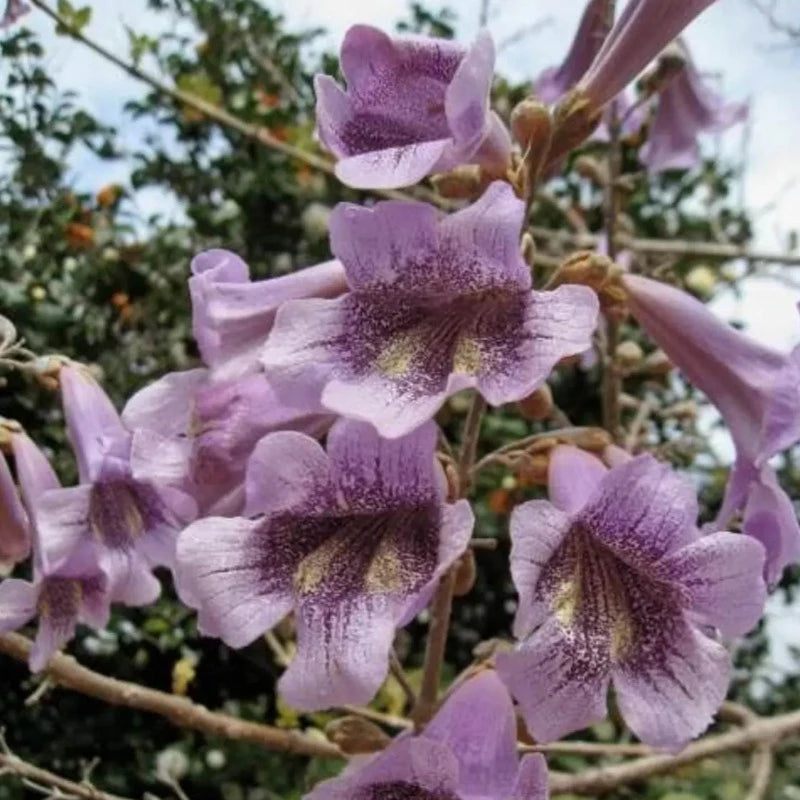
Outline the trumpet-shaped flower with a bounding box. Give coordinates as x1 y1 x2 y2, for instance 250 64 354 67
579 0 719 113
261 182 598 438
497 446 766 751
624 273 800 582
535 0 612 104
641 40 748 172
305 671 548 800
34 366 196 605
0 432 110 671
176 419 473 711
314 25 511 189
190 249 347 381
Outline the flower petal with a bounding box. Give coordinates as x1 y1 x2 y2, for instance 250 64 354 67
548 444 607 514
122 368 208 436
422 671 518 798
0 451 30 564
576 454 698 565
36 485 93 575
660 532 766 636
512 754 549 800
508 500 572 639
60 366 128 483
612 623 730 751
334 140 451 190
10 432 60 510
496 614 610 743
0 578 37 632
176 516 294 647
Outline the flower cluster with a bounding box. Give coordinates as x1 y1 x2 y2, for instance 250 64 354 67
0 0 794 795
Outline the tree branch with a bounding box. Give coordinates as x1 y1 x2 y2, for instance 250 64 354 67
0 633 342 760
549 709 800 795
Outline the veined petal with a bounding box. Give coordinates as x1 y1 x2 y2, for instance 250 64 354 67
335 140 452 190
122 368 208 436
422 671 519 798
176 516 294 647
0 452 30 564
548 445 607 514
10 432 59 511
576 454 698 565
496 614 611 743
0 578 37 632
660 532 766 636
612 623 730 751
36 485 93 575
60 365 128 483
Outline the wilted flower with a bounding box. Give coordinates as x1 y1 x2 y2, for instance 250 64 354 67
34 365 197 604
641 39 748 172
624 274 800 583
314 25 511 189
497 445 766 750
0 432 109 671
123 368 333 516
261 182 598 438
176 419 473 710
190 249 347 381
304 671 548 800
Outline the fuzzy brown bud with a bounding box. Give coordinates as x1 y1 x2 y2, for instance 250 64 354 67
516 384 554 421
325 716 390 755
452 550 477 597
615 340 644 368
431 165 485 200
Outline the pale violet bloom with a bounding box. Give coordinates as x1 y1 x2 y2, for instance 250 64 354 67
0 448 30 566
176 419 473 711
34 366 197 605
0 432 110 671
624 273 800 583
1 0 30 28
304 671 548 800
315 25 512 189
641 39 748 172
261 182 598 438
497 446 766 751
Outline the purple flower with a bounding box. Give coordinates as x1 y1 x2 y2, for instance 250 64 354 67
497 445 766 751
579 0 719 113
0 449 30 566
0 432 109 671
261 182 598 438
34 366 197 605
176 418 473 710
624 274 800 583
314 25 512 189
535 0 612 104
304 671 548 800
190 249 347 381
123 368 333 516
1 0 30 28
641 40 748 172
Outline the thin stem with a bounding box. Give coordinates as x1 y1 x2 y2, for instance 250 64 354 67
519 741 652 757
339 705 412 731
389 650 417 709
457 393 487 495
0 633 341 759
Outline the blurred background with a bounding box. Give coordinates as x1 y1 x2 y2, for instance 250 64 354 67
0 1 799 797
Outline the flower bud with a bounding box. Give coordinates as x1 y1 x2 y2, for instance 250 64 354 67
615 340 644 368
452 550 476 597
515 453 549 487
516 384 554 421
641 348 674 376
511 98 553 154
324 716 390 755
431 165 485 199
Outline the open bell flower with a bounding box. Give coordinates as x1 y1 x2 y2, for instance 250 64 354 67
624 273 800 583
123 368 334 516
314 25 512 189
33 366 197 605
305 671 548 800
176 418 473 711
641 39 748 173
0 432 110 671
190 249 347 381
260 182 598 438
578 0 719 113
497 445 766 751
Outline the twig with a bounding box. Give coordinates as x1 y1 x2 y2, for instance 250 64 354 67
0 633 341 760
745 744 774 800
624 399 652 452
549 709 800 795
0 752 132 800
339 705 412 731
389 650 417 709
520 741 652 757
457 393 487 495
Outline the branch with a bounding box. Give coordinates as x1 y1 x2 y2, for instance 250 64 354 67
529 226 800 266
0 752 133 800
0 633 342 760
549 709 800 795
